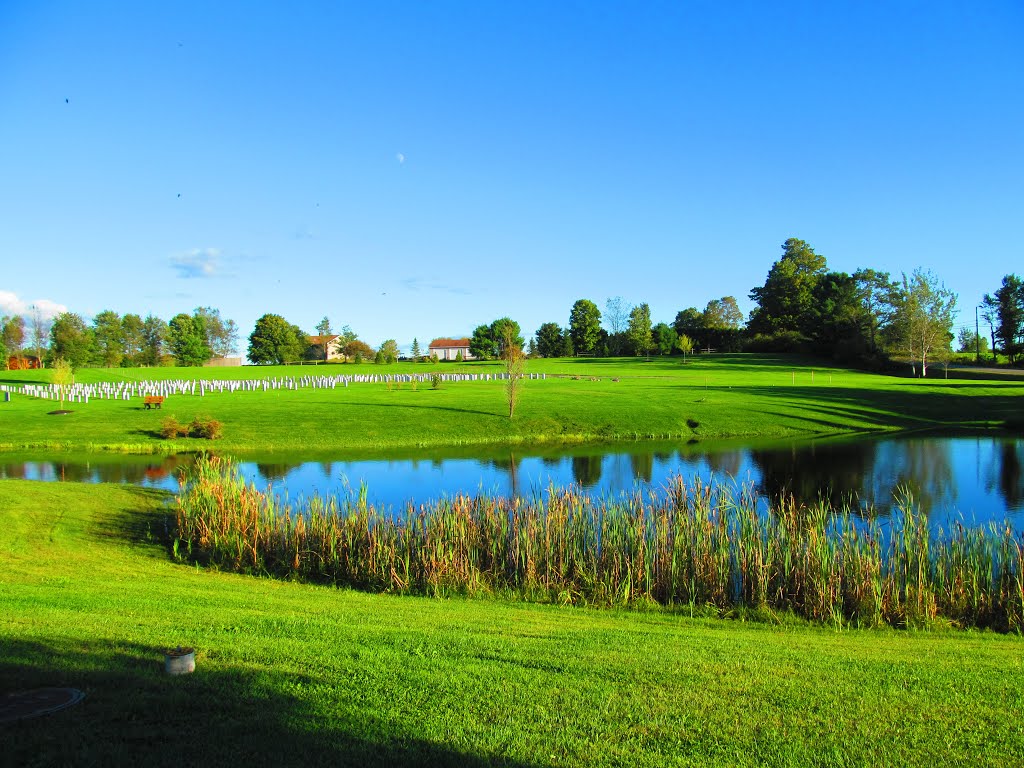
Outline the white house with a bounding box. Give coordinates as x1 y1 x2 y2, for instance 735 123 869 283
428 337 475 361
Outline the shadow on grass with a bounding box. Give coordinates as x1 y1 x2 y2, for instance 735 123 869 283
0 637 539 768
701 384 1021 430
88 486 176 551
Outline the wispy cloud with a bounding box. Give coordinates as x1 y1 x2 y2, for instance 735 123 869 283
0 290 68 320
399 277 471 296
170 247 223 279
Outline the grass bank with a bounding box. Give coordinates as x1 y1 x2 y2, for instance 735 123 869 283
3 480 1024 766
1 354 1021 454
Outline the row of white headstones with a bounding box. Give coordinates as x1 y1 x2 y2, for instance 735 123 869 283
0 371 549 405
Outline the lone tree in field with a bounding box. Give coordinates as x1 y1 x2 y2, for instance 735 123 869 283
501 324 526 418
50 357 74 411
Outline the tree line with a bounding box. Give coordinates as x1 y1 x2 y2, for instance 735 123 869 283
476 238 1022 374
1 307 238 369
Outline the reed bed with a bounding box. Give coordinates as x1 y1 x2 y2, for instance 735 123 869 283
174 455 1024 631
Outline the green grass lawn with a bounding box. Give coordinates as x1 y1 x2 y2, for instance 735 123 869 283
2 481 1023 767
1 354 1021 454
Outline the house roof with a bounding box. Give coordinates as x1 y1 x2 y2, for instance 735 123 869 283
307 334 339 344
429 337 471 349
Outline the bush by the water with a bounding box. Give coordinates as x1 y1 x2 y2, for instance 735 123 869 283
161 416 223 440
174 455 1024 631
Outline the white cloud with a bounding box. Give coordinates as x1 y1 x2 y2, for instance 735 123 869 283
399 277 470 296
396 152 406 164
0 290 68 320
170 248 222 279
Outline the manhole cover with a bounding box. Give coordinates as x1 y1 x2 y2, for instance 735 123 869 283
0 688 86 724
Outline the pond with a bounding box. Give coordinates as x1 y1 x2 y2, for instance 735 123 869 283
3 433 1023 530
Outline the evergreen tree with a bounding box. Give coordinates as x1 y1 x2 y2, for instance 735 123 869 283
993 274 1024 364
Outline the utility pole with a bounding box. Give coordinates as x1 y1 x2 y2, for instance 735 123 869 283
975 304 981 364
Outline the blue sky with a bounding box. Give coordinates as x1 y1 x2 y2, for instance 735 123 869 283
2 1 1021 357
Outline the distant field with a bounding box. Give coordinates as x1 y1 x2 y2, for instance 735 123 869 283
1 354 1021 454
2 480 1022 767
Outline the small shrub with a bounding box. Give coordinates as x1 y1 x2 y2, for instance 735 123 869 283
188 416 223 440
160 416 188 439
431 373 442 390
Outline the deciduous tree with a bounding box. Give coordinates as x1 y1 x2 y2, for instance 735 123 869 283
343 339 374 362
569 299 602 356
469 324 495 360
471 318 524 360
501 323 526 418
957 328 989 356
248 314 306 365
882 269 957 377
121 313 145 366
194 307 238 358
535 322 565 358
30 306 50 366
652 323 678 355
748 238 828 337
168 313 212 367
604 296 631 355
92 310 124 368
2 315 24 362
140 315 169 366
627 303 653 357
703 297 744 329
378 339 400 363
50 357 74 410
48 312 94 369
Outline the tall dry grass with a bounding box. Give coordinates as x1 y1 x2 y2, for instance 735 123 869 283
174 455 1024 631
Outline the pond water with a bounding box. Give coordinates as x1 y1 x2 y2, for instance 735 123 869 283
3 434 1023 530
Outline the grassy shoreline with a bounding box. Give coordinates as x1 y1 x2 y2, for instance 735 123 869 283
3 480 1024 766
1 354 1021 455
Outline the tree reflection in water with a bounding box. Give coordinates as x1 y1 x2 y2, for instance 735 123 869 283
749 440 880 514
993 441 1024 511
571 455 603 487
